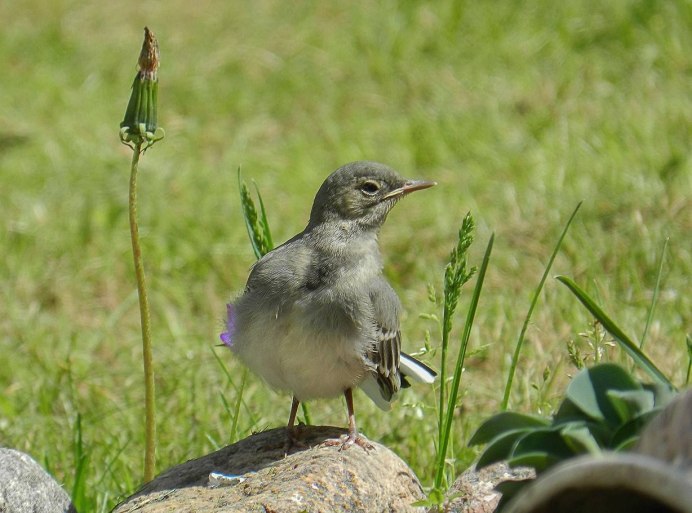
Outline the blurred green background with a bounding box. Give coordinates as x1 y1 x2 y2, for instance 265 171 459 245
1 0 690 510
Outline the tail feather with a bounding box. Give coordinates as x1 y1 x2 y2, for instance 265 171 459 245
400 352 437 384
360 352 437 410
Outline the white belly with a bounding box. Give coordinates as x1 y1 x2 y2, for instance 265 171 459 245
232 306 368 401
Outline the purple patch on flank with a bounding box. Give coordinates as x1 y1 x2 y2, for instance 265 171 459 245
219 303 236 349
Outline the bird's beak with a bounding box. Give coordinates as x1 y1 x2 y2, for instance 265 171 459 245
383 179 436 199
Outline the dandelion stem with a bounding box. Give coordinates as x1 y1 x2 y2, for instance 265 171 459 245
128 142 156 482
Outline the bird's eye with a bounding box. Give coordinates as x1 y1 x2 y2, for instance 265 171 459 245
360 180 380 196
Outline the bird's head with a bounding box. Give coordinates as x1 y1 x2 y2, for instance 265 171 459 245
308 161 435 231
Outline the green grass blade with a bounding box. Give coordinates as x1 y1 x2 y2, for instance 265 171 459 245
300 402 312 425
434 232 494 491
640 237 668 350
237 168 263 260
686 335 691 385
94 440 130 489
254 181 274 252
71 413 89 512
437 213 476 448
501 202 582 410
218 392 234 438
556 276 674 389
230 367 248 443
211 347 258 431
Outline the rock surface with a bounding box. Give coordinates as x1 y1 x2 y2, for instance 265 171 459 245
502 452 692 513
0 448 76 513
445 462 535 513
635 387 692 473
113 426 426 513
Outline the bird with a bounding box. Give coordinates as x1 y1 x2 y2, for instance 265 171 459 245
221 161 437 450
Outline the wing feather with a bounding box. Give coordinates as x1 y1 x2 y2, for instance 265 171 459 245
365 278 402 403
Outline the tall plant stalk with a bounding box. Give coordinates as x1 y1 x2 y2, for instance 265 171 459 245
437 214 476 450
119 27 164 482
434 230 493 493
128 145 156 481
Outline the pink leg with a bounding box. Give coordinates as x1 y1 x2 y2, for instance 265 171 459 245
284 396 308 452
325 389 374 451
287 396 300 429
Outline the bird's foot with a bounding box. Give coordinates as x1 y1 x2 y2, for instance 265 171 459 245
283 425 308 454
323 432 374 452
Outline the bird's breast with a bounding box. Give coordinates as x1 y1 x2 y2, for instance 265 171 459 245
232 299 369 400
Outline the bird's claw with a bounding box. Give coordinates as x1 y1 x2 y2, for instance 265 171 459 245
283 425 308 454
323 432 374 452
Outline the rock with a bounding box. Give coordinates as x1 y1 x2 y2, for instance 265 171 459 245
113 426 426 513
0 448 76 513
501 452 692 513
635 387 692 472
445 462 535 513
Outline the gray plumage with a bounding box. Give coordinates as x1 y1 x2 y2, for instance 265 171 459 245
225 161 436 448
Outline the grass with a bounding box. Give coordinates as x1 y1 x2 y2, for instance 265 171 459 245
1 0 690 510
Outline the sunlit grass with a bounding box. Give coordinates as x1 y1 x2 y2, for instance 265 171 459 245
1 0 690 510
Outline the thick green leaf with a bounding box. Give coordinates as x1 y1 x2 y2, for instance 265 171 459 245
556 276 674 389
469 411 549 445
580 421 613 447
511 428 575 463
560 423 602 454
476 430 530 469
610 408 661 449
606 388 654 423
643 382 676 408
495 478 534 495
613 436 639 451
565 363 641 427
495 478 535 510
553 397 590 425
507 451 562 473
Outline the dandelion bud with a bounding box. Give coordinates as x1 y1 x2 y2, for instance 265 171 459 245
120 27 164 147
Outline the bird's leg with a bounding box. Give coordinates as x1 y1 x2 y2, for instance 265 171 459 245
287 396 300 430
284 396 306 451
325 388 374 451
344 388 374 451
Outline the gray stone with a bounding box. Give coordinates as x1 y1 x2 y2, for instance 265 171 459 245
113 425 426 513
445 462 535 513
502 452 692 513
635 387 692 473
0 448 76 513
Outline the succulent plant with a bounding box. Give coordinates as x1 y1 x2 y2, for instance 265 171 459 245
469 363 675 507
